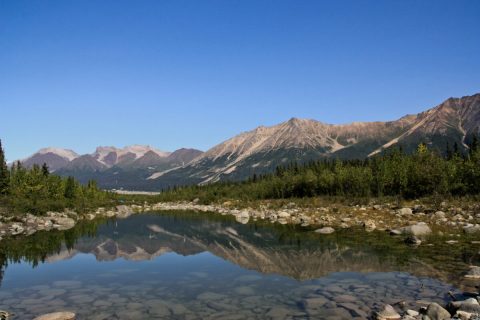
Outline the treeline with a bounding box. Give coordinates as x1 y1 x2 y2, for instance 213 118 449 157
158 139 480 203
0 140 116 215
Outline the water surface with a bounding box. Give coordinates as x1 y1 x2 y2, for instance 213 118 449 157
0 212 479 319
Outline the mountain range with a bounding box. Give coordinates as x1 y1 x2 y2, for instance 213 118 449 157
17 93 480 190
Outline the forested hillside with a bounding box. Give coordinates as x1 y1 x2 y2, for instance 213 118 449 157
0 140 116 215
157 139 480 203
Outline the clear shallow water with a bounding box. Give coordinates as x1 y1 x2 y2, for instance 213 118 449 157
0 212 479 319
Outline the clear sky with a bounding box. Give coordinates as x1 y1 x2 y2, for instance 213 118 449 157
1 0 479 161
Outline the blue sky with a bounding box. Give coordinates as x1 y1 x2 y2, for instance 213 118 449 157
1 0 479 161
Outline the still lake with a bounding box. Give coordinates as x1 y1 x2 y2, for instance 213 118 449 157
0 211 479 319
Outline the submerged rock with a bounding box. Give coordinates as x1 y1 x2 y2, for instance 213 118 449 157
314 227 335 234
33 311 75 320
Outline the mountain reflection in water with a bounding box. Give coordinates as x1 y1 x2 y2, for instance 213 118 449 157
0 212 479 319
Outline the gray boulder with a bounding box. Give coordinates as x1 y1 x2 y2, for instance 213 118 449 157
425 302 451 320
448 298 480 314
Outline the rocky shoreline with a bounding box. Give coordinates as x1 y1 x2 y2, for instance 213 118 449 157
2 200 480 319
2 200 480 240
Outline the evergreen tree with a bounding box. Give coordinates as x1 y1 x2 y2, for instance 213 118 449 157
470 134 479 156
41 163 49 177
64 176 76 199
0 139 9 195
453 142 460 157
445 142 453 160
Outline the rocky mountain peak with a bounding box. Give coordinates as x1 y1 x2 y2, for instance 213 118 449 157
92 145 170 167
36 147 79 161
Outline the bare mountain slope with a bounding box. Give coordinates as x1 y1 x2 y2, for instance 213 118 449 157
21 148 79 171
150 93 480 188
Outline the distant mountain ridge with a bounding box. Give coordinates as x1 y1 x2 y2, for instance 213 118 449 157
18 93 480 190
19 145 203 189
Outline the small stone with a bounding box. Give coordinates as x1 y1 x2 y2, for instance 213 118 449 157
314 227 335 234
397 208 413 215
277 211 290 219
399 223 432 237
465 266 480 279
406 309 419 316
302 297 328 309
363 220 376 232
33 311 76 320
434 211 446 219
51 217 75 230
389 229 402 236
464 225 480 234
455 310 473 320
115 205 134 218
404 236 422 245
373 304 400 320
234 211 250 224
446 240 459 244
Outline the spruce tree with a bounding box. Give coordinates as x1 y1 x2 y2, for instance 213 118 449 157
445 142 452 160
0 139 9 194
453 142 461 158
64 176 76 199
41 163 49 176
470 134 479 156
